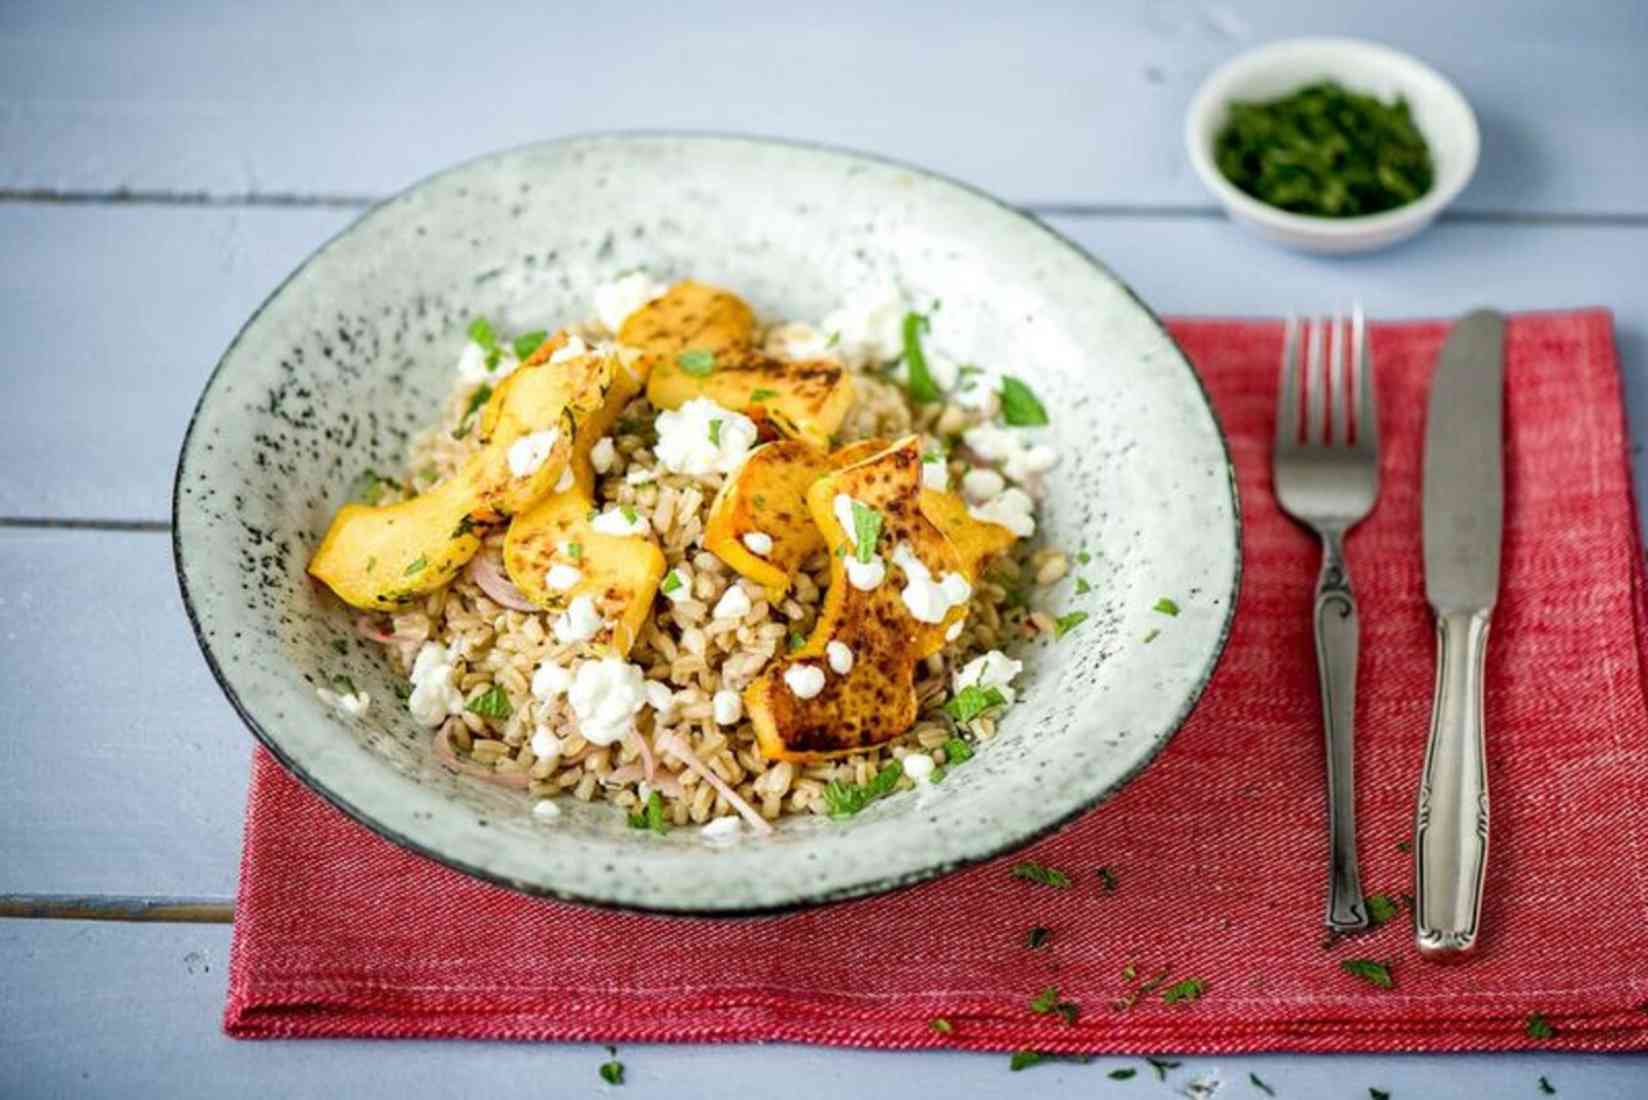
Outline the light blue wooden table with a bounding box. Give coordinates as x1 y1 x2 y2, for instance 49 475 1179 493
3 2 1646 1096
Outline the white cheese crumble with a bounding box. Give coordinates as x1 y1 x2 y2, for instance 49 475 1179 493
660 568 691 603
890 543 972 624
825 640 854 675
316 687 370 718
593 271 666 333
968 486 1036 538
764 321 832 361
843 554 886 591
567 657 648 745
544 563 583 591
531 661 572 701
589 436 617 474
820 282 906 369
590 506 649 537
954 649 1024 705
456 342 520 385
713 583 753 621
832 493 861 546
783 663 826 699
960 467 1006 504
531 799 562 820
506 428 561 478
644 679 675 713
921 453 950 491
712 688 743 726
741 531 775 556
548 333 590 364
962 424 1059 485
945 617 966 642
654 397 759 476
901 752 936 785
552 595 604 644
625 466 656 485
407 642 465 727
553 465 575 493
530 728 563 759
701 815 744 842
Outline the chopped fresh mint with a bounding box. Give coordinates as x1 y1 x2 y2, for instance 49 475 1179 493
627 790 669 835
331 673 357 696
944 684 1007 723
1160 978 1206 1004
404 555 428 577
901 311 942 403
452 382 493 438
676 348 715 377
1011 861 1071 889
566 541 583 561
1147 1057 1181 1081
1526 1013 1555 1039
330 638 349 656
467 316 501 370
1075 577 1092 595
598 1046 624 1085
1109 1068 1137 1081
708 418 722 446
1075 549 1091 565
660 570 684 595
1096 866 1118 892
999 375 1049 426
850 500 883 564
1538 1075 1556 1094
1341 958 1394 989
466 684 512 720
928 1016 954 1035
1153 597 1180 616
349 468 395 505
1251 1072 1276 1096
749 387 778 401
1365 893 1399 926
512 330 548 360
1370 1091 1391 1100
942 736 974 765
1053 611 1089 639
788 629 805 651
620 504 639 525
822 761 903 817
1143 628 1161 644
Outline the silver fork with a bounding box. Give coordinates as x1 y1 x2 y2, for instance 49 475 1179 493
1273 308 1379 933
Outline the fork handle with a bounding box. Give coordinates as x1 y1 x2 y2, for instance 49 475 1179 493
1314 531 1368 932
1414 609 1492 958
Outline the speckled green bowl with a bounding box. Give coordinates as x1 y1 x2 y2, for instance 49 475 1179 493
173 134 1240 914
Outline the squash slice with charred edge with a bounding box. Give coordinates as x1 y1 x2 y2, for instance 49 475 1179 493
647 347 854 449
744 438 969 761
307 336 600 611
502 345 664 655
703 438 886 595
617 280 756 359
918 488 1019 582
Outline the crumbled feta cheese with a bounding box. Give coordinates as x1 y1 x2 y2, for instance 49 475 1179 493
701 815 743 842
654 397 759 476
901 752 936 785
741 531 774 556
783 663 826 699
530 728 563 759
553 465 575 493
963 424 1059 484
625 466 656 485
969 486 1036 538
945 617 966 642
961 467 1006 504
456 341 520 385
660 568 691 603
548 334 589 363
506 428 561 478
954 649 1024 704
712 688 743 725
590 507 650 537
590 436 617 474
317 687 370 718
644 679 675 713
826 640 854 675
593 271 666 333
764 321 832 361
553 595 604 644
531 661 572 701
544 562 583 591
567 657 648 745
844 554 886 590
531 798 562 820
832 493 860 545
820 282 906 369
921 453 950 491
890 543 972 624
713 583 753 621
407 642 465 727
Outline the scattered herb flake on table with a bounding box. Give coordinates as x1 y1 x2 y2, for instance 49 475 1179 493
1340 958 1394 989
1109 1067 1137 1080
1526 1012 1555 1039
1364 892 1399 926
1012 861 1072 889
999 375 1049 426
1025 926 1051 949
1369 1090 1391 1100
1146 1057 1181 1081
1096 866 1118 892
330 638 349 656
1538 1075 1556 1094
1214 80 1434 218
928 1016 953 1035
1160 977 1206 1005
598 1046 624 1085
1250 1072 1277 1096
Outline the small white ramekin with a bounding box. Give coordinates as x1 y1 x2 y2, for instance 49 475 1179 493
1185 37 1480 255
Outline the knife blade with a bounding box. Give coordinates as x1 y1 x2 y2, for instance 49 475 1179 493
1414 308 1505 959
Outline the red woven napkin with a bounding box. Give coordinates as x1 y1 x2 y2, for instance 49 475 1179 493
226 310 1648 1052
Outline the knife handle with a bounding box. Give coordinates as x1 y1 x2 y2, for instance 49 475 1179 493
1415 609 1492 958
1314 531 1368 932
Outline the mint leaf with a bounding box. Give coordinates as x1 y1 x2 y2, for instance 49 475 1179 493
999 375 1049 426
901 312 942 403
944 684 1006 723
466 684 512 720
1053 610 1088 639
1153 596 1180 616
1160 977 1206 1004
822 761 903 817
850 500 883 564
1341 958 1394 989
1011 861 1071 889
512 329 548 359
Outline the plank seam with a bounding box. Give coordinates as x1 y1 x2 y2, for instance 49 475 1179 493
0 517 169 532
0 893 234 923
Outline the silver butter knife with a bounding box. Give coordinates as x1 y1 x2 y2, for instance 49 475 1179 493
1415 308 1506 958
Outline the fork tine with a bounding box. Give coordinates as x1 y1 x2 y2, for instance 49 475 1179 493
1329 312 1348 445
1354 303 1378 451
1276 315 1300 450
1306 316 1327 444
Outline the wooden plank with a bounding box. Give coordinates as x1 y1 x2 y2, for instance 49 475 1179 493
3 202 1645 521
0 528 248 898
3 920 1644 1100
1 0 1644 214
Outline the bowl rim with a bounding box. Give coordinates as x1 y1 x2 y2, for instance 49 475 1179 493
1184 35 1481 239
172 131 1243 916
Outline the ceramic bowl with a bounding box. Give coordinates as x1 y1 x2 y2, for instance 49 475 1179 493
1186 37 1480 254
174 134 1240 913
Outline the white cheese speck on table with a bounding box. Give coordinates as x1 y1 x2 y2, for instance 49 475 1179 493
552 595 605 644
592 271 666 333
825 640 855 675
741 531 775 556
712 688 744 725
783 663 826 699
567 657 648 746
506 428 561 478
712 583 753 621
654 397 759 477
590 507 650 537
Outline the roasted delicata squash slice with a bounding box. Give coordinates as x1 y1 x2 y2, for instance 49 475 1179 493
309 344 615 611
745 438 970 761
502 492 666 656
617 280 756 359
918 488 1018 582
703 438 886 594
646 347 854 449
